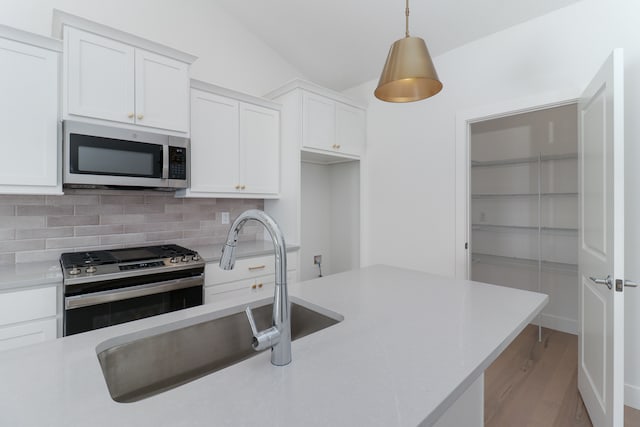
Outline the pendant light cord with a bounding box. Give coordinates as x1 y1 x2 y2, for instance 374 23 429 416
405 0 410 37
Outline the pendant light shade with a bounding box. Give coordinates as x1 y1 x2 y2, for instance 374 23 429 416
374 1 442 103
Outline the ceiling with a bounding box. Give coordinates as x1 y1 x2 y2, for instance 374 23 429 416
215 0 583 92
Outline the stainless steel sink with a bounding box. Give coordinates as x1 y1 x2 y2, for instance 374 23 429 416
96 298 342 403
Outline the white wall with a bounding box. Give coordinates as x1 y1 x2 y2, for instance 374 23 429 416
345 0 640 409
300 162 331 280
0 0 305 96
300 160 360 281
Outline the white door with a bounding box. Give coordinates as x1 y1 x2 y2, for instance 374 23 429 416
303 91 335 152
335 102 366 157
578 49 624 427
135 49 189 133
189 90 240 193
239 102 280 195
0 37 59 192
66 27 135 124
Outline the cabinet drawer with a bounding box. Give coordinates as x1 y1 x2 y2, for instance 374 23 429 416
0 286 57 326
204 271 295 305
0 318 57 352
205 253 298 286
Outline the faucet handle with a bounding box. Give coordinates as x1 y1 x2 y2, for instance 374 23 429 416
245 306 259 337
245 306 281 352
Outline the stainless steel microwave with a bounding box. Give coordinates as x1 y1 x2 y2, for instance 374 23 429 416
63 121 189 190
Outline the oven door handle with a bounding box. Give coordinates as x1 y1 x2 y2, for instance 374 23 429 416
65 275 203 310
162 145 169 179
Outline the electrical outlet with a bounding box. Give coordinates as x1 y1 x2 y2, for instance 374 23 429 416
221 212 230 224
313 255 322 265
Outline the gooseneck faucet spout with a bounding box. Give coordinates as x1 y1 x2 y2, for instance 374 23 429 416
219 209 291 366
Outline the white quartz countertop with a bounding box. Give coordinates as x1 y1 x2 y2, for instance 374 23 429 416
0 261 63 292
0 265 547 426
192 239 299 263
0 240 298 292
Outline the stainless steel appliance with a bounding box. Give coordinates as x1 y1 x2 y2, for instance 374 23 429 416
61 244 204 336
63 121 189 190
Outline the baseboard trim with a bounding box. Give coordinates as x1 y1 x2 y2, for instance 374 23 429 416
626 383 640 409
531 313 577 335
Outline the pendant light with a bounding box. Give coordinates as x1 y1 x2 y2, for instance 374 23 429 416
374 0 442 103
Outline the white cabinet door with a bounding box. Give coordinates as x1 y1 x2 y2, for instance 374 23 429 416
0 37 59 193
240 103 280 195
189 89 240 193
303 91 335 151
135 49 189 133
335 102 365 157
0 318 57 353
66 27 135 124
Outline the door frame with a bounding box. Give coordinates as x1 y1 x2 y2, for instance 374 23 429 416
454 89 580 280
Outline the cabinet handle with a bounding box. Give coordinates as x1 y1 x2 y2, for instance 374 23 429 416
248 265 266 271
127 113 135 119
137 114 144 120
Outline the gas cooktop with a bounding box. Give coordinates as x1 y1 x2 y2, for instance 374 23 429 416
60 244 204 283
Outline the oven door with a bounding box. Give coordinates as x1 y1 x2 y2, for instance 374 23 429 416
64 275 203 336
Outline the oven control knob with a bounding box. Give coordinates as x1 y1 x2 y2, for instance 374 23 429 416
69 267 81 275
86 266 97 274
181 255 191 262
170 257 180 264
192 254 200 262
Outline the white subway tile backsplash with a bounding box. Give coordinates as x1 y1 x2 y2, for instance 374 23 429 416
0 190 262 264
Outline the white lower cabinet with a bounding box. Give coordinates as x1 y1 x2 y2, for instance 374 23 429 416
0 285 58 352
204 253 297 304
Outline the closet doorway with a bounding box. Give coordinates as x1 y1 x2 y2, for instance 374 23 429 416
469 104 578 335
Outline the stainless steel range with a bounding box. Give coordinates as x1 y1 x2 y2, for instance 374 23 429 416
61 244 205 336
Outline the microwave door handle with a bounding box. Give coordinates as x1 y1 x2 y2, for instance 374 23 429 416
162 145 169 179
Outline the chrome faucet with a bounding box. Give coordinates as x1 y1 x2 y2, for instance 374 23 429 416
219 209 291 366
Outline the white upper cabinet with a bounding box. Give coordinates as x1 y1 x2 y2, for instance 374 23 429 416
63 25 192 135
335 102 366 157
240 103 280 194
178 83 280 199
134 49 189 132
301 89 365 158
0 27 61 194
189 90 240 194
66 28 135 125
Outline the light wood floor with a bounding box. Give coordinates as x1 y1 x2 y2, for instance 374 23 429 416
484 325 640 426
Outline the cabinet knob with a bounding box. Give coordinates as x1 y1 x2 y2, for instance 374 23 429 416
251 284 257 290
241 185 246 190
258 283 263 289
127 113 134 119
235 184 241 190
336 144 341 149
137 114 144 120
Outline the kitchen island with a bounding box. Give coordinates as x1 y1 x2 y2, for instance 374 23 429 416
0 265 547 426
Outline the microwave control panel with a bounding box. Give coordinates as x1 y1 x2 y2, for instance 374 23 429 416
169 146 187 180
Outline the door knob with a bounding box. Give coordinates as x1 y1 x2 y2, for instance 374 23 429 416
589 275 613 290
625 280 639 288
